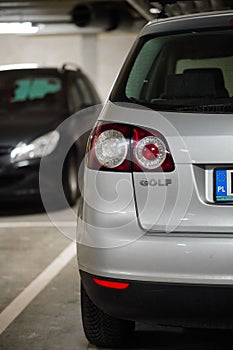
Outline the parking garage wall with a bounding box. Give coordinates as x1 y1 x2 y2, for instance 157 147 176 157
0 33 135 100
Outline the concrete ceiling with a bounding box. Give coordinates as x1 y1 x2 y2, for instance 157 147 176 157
0 0 152 23
155 0 233 17
0 0 232 33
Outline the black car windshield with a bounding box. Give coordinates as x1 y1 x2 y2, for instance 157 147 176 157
0 69 65 115
111 29 233 113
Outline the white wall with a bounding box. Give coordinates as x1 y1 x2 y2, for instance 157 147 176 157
97 33 136 100
0 32 136 101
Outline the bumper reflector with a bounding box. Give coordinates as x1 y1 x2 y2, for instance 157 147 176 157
93 278 130 290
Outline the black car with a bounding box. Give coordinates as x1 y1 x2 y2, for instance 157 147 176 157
0 64 101 207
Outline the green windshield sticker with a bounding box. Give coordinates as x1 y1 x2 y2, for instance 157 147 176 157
12 78 61 102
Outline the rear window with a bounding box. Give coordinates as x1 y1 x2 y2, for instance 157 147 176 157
0 70 64 114
111 29 233 113
12 77 61 102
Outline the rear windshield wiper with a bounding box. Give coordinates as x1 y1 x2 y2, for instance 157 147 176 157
128 97 163 110
127 98 233 113
128 97 148 104
176 103 233 113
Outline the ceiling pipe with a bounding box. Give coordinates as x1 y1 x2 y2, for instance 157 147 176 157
125 0 154 21
71 1 147 32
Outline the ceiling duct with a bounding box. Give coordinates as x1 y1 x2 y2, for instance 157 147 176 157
71 2 138 31
147 0 233 17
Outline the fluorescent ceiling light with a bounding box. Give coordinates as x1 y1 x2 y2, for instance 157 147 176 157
0 63 39 71
0 22 38 34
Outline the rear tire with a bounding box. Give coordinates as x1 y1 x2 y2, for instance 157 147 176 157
81 283 135 348
63 152 80 207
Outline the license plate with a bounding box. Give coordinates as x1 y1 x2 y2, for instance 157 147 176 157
215 169 233 202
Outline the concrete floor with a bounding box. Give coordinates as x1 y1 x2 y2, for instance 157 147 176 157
0 202 233 350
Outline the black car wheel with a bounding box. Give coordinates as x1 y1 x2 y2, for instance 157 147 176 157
63 152 80 206
81 283 135 348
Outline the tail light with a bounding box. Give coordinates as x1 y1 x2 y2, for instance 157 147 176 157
87 122 174 172
87 123 131 171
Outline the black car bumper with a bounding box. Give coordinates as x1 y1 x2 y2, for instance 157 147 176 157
0 161 41 200
80 270 233 329
0 155 63 203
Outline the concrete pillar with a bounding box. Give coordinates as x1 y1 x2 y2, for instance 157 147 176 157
81 34 97 80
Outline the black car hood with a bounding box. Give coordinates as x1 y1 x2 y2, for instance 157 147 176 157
0 111 65 147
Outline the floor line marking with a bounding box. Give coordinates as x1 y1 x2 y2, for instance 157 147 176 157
0 242 76 335
0 221 76 228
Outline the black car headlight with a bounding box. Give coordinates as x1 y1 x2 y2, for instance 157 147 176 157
11 130 60 163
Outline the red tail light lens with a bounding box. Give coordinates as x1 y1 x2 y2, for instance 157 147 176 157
142 143 160 160
132 126 174 172
87 122 174 172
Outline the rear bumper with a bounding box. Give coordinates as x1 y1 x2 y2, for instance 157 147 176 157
80 270 233 329
77 231 233 285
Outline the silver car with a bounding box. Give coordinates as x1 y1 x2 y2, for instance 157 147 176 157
77 12 233 348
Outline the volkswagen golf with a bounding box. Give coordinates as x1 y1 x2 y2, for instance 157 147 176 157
77 11 233 348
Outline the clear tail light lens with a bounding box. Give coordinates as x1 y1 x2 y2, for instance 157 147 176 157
95 129 128 168
87 122 174 172
87 123 131 171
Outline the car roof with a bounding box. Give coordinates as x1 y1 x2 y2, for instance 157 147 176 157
0 63 81 75
140 11 233 37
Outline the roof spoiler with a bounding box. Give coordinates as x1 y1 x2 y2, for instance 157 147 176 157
60 63 81 72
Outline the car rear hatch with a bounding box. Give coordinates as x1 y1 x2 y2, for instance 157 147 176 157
109 16 233 234
132 109 233 233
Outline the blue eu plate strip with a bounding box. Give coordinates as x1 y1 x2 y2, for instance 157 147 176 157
215 169 233 202
216 169 227 198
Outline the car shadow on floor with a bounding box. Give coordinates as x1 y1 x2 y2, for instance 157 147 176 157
122 326 233 349
0 199 78 216
0 201 46 216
